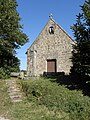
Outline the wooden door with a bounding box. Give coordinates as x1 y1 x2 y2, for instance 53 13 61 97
47 59 56 72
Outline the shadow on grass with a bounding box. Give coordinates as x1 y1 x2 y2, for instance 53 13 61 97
43 72 90 97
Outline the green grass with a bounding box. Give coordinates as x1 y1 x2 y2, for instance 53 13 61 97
21 78 90 120
0 78 90 120
9 101 67 120
0 80 12 117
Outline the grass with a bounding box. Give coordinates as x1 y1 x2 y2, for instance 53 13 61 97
0 78 90 120
9 101 67 120
0 80 11 117
21 78 90 120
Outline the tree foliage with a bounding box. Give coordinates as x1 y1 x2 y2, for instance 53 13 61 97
71 0 90 76
0 0 28 77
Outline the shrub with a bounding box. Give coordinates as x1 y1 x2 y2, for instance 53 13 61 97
21 78 90 120
0 67 10 79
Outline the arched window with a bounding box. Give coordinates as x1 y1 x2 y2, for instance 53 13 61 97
49 26 54 34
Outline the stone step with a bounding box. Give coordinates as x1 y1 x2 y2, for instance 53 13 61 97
0 117 10 120
10 95 22 99
6 79 23 103
8 88 20 92
8 92 22 96
10 98 22 102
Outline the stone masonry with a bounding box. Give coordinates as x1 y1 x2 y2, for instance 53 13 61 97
27 18 75 76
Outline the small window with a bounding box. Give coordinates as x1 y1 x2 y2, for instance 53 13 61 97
49 26 54 34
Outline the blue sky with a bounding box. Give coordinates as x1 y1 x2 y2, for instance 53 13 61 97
16 0 85 70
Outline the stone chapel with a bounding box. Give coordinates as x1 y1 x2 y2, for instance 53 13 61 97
26 17 75 76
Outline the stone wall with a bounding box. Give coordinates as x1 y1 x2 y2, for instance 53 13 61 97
27 18 75 76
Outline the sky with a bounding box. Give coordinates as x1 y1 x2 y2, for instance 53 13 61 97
16 0 85 70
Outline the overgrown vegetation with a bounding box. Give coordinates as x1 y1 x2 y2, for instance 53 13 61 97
0 78 90 120
21 78 90 120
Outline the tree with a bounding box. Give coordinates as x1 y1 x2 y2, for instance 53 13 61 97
0 0 28 76
71 0 90 77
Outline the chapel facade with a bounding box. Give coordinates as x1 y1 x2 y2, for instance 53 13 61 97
26 17 75 76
